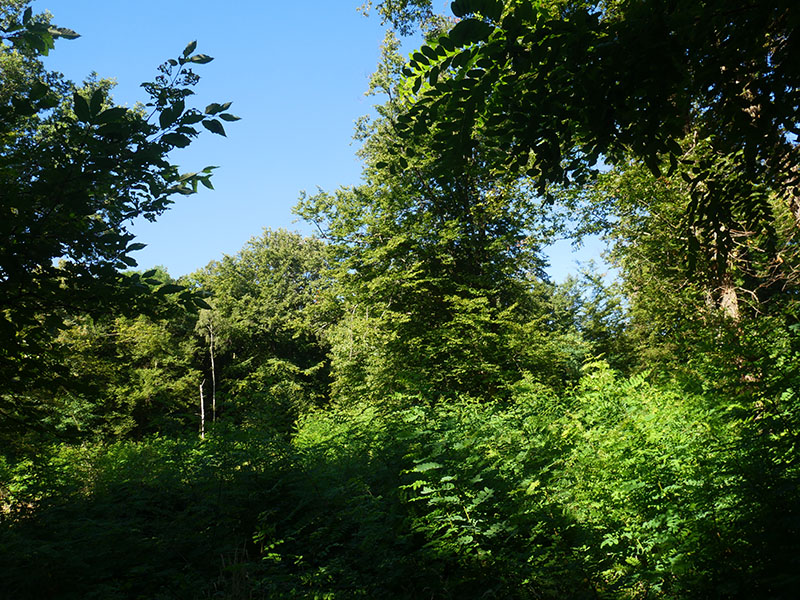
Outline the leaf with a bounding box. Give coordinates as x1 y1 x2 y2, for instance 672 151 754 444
194 297 212 310
600 534 619 548
189 54 213 64
428 65 440 85
50 27 80 40
205 102 232 115
202 119 226 136
73 92 91 122
126 243 147 252
449 18 494 46
96 107 128 124
457 535 474 544
413 462 443 472
452 49 473 69
421 45 438 61
451 0 473 18
161 133 192 147
183 40 198 57
219 113 241 122
10 96 34 116
479 0 503 21
412 52 430 66
644 153 661 177
30 80 49 101
439 35 456 53
158 284 184 295
37 93 59 110
89 88 104 116
159 99 184 129
96 122 127 138
666 138 683 156
159 107 177 130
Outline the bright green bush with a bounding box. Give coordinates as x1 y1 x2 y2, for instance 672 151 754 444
2 368 797 599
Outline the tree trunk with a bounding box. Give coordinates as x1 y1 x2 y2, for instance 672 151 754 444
719 279 740 321
209 322 217 422
199 379 206 440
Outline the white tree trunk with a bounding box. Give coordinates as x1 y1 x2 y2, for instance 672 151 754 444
209 323 217 422
199 379 206 440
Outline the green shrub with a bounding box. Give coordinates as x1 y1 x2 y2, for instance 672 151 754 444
3 370 797 599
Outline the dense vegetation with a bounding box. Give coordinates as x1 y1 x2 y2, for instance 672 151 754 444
1 1 798 598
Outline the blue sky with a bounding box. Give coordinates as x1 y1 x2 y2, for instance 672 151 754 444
32 0 604 281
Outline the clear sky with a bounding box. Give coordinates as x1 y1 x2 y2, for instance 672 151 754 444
32 0 604 282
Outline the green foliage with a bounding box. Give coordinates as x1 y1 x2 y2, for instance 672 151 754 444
299 182 585 402
551 270 634 372
2 3 798 599
556 363 800 598
0 0 78 56
297 34 585 404
59 277 201 437
0 433 289 599
2 365 798 598
392 0 800 276
188 229 329 432
0 2 234 407
0 268 203 457
267 366 799 599
358 0 447 36
559 159 800 393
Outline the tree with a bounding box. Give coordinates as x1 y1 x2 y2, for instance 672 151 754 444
562 160 800 394
297 33 585 403
359 0 445 35
188 229 329 433
0 267 206 456
0 2 237 446
387 0 798 280
549 269 633 372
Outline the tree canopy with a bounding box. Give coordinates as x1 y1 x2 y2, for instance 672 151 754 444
390 0 798 275
0 5 236 392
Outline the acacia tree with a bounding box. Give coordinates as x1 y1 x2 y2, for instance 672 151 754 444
0 3 237 444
